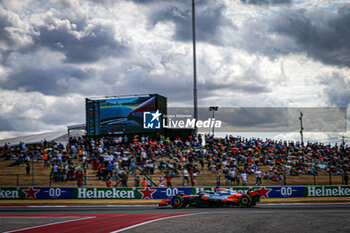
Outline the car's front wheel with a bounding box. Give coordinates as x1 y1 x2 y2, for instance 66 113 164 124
171 195 185 208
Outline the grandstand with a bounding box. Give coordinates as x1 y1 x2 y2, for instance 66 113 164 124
0 133 347 187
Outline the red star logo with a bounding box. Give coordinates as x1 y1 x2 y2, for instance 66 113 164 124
138 187 156 199
257 186 272 198
22 186 40 199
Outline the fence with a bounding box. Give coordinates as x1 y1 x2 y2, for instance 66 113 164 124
0 172 346 187
1 186 350 199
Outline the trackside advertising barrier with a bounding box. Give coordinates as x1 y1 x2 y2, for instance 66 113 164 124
0 186 349 199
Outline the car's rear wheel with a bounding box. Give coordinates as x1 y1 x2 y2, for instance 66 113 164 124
239 194 252 207
171 195 185 208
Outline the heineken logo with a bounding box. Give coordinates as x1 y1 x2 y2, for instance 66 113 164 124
0 189 19 199
77 188 135 199
195 187 250 194
307 186 350 197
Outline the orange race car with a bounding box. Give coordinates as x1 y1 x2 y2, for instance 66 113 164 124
158 188 260 208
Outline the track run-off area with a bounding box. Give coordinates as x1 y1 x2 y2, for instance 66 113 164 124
0 203 349 233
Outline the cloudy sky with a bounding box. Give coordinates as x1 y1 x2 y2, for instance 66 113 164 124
0 0 349 141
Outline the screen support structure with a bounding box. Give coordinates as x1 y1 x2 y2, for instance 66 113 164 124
192 0 198 137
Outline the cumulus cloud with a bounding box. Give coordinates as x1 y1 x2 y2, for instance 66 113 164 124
0 47 95 95
240 0 292 5
319 72 350 107
2 67 93 95
269 5 350 67
0 0 349 139
34 19 127 63
141 0 233 45
0 90 84 133
0 0 35 10
234 4 350 67
0 6 32 50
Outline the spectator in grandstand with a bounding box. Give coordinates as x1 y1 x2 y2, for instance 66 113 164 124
106 178 111 187
62 164 68 181
216 172 221 186
241 171 247 186
236 172 240 186
140 177 147 187
56 151 63 165
107 162 114 177
183 168 190 186
44 150 49 167
263 172 268 180
52 163 60 181
146 178 152 187
68 163 75 180
166 172 172 187
25 161 30 175
77 176 83 187
278 173 284 183
229 168 235 186
121 172 128 187
159 177 164 187
82 153 87 167
189 169 195 187
255 168 262 185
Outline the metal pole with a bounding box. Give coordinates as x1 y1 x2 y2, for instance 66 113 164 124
299 112 304 146
212 110 215 135
32 153 35 186
192 0 198 136
284 151 287 186
209 106 218 137
134 160 137 187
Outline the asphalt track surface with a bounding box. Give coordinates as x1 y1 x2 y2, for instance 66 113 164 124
0 203 349 233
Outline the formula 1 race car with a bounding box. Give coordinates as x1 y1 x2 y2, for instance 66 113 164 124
158 188 260 208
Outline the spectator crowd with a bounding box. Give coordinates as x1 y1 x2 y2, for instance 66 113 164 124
1 133 349 186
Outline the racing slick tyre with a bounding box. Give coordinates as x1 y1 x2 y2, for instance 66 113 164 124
171 195 185 208
239 194 252 207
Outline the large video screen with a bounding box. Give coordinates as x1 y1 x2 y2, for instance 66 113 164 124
86 94 166 136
